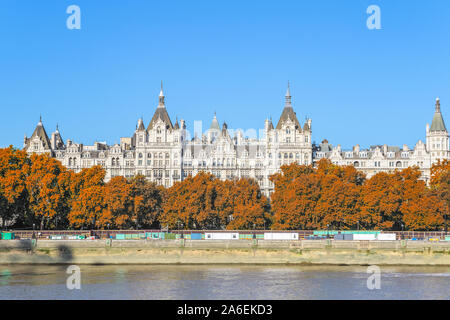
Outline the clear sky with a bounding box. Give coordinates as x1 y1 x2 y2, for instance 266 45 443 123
1 0 449 150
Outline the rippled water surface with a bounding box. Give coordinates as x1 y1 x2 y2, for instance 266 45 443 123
0 265 448 300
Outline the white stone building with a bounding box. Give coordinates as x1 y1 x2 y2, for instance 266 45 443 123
313 98 449 182
23 84 448 193
23 84 312 197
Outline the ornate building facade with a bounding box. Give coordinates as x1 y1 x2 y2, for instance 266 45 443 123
23 85 448 195
314 98 449 183
24 84 312 197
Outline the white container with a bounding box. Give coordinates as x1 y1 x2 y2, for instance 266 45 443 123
264 233 298 240
352 234 376 241
377 233 396 241
205 233 239 240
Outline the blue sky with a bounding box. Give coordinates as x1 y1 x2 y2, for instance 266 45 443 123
1 0 449 149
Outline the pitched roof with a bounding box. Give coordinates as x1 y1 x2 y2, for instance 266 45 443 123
210 114 220 130
430 98 447 132
52 125 65 150
276 83 301 129
276 106 300 129
147 86 173 130
147 107 173 130
137 118 146 131
26 119 52 150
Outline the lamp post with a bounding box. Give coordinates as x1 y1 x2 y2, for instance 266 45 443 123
444 214 448 235
357 221 360 231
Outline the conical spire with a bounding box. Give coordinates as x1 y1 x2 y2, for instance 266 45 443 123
285 81 292 107
25 116 51 150
276 82 300 129
430 97 447 132
147 83 173 130
158 81 165 108
210 112 220 130
137 117 145 131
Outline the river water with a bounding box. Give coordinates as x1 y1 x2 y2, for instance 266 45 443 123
0 265 448 300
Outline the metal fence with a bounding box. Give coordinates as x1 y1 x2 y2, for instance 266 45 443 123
6 229 448 240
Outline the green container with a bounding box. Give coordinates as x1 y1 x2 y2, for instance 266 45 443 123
2 232 15 240
116 234 126 240
256 234 264 239
165 233 176 240
445 236 450 241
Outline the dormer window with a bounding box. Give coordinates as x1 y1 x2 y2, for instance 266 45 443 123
157 126 161 134
286 127 291 134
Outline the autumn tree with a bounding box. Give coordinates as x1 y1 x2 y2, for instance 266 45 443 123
0 147 30 229
270 160 364 230
161 172 218 229
103 176 133 228
25 154 71 230
429 159 449 230
129 175 165 229
226 178 269 230
68 166 106 229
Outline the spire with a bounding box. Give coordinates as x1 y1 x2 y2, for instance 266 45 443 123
55 123 59 132
38 115 43 126
430 97 447 132
210 113 220 130
137 118 145 131
158 81 165 108
147 83 173 130
285 81 292 107
276 82 300 129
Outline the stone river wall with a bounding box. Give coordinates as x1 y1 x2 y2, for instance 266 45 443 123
0 239 449 265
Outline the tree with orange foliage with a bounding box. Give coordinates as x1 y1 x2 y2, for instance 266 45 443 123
25 154 71 230
226 178 269 230
315 162 364 230
270 160 364 230
430 159 449 231
68 166 106 229
103 176 133 228
161 172 217 229
130 175 165 229
0 147 30 229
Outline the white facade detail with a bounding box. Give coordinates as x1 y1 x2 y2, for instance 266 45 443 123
23 86 448 194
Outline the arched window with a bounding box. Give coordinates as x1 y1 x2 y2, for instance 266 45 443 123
284 153 288 159
289 153 293 159
157 126 161 134
139 153 143 158
286 127 291 134
396 161 402 168
148 153 152 158
165 153 170 159
353 161 360 167
69 158 72 166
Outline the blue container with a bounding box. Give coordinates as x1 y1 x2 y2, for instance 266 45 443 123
191 233 202 240
343 234 353 241
334 234 344 241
